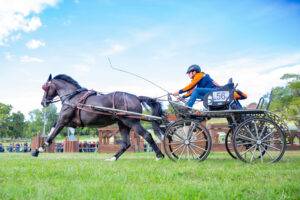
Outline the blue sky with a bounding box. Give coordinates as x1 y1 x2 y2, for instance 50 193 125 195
0 0 300 116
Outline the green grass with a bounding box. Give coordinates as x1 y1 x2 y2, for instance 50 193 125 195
0 152 299 200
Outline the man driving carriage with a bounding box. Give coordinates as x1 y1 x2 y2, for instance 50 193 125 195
173 64 247 108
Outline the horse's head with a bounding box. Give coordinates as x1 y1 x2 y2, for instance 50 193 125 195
41 74 58 107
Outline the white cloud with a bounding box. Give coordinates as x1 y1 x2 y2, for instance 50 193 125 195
4 52 14 61
0 0 59 45
26 39 45 49
20 55 44 63
73 64 91 73
209 53 300 105
99 43 126 56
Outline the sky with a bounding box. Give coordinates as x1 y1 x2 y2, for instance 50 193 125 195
0 0 300 117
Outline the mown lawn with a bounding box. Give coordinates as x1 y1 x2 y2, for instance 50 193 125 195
0 151 299 200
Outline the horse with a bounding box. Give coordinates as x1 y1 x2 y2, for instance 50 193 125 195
31 74 165 161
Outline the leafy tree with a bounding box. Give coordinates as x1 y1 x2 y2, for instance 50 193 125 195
0 103 12 137
269 73 300 127
25 104 58 137
0 103 27 138
8 111 26 138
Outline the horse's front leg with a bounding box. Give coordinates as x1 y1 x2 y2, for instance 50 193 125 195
31 122 65 157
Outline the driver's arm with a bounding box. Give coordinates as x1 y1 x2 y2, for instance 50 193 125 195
179 73 204 94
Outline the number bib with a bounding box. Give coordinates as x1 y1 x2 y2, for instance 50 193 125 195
212 91 229 102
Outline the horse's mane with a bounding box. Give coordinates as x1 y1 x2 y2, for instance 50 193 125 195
53 74 81 89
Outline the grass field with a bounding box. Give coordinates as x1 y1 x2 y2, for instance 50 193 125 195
0 151 299 200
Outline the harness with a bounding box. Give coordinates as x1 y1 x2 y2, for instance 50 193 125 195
75 90 97 127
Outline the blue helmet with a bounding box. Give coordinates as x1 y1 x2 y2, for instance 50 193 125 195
186 64 201 74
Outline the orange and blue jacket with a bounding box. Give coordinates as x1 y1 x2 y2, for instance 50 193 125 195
179 72 218 98
179 72 247 100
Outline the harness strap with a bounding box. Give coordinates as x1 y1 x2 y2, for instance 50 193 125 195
112 92 117 109
76 90 97 127
123 92 128 111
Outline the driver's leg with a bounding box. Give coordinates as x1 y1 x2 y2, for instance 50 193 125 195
187 88 215 107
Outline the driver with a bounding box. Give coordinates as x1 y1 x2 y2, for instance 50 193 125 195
173 64 219 107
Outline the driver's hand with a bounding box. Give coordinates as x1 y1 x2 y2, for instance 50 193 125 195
177 97 185 102
173 91 179 96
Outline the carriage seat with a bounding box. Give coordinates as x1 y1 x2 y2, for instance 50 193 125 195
203 78 238 111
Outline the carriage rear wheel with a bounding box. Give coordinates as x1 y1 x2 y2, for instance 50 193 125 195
225 128 237 159
163 120 212 162
232 117 286 163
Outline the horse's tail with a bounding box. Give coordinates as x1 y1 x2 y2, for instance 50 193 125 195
138 96 165 141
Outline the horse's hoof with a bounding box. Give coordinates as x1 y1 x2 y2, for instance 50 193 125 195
105 156 117 162
31 149 40 157
156 157 164 161
156 155 165 161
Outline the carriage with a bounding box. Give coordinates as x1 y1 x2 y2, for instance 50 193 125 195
36 74 288 163
162 82 288 163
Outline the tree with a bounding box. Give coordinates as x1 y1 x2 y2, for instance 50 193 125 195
25 104 58 137
269 73 300 127
7 111 26 138
0 103 12 137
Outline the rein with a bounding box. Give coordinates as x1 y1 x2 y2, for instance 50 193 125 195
45 88 88 105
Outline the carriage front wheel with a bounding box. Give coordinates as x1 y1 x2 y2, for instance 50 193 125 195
232 117 286 163
163 119 212 162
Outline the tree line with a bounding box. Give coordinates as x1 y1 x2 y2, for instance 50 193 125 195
0 103 98 139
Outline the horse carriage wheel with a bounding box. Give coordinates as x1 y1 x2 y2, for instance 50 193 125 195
232 117 286 163
225 128 237 159
163 119 212 162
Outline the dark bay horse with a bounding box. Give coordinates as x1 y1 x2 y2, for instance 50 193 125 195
32 74 165 160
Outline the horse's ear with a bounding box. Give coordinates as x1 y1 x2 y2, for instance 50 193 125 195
47 74 52 81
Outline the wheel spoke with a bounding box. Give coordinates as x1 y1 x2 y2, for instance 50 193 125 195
258 145 263 163
173 132 185 142
245 125 256 139
236 134 257 142
192 130 204 139
262 143 281 151
259 124 267 139
171 144 184 155
187 144 190 160
240 144 256 156
260 144 274 160
187 122 196 140
236 142 254 146
190 143 208 152
188 145 198 159
168 141 183 146
261 129 275 141
191 139 207 143
263 138 282 143
250 145 256 162
178 145 186 160
253 121 259 139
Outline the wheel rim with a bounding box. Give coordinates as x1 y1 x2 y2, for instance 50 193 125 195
233 117 286 163
225 129 237 159
164 120 212 161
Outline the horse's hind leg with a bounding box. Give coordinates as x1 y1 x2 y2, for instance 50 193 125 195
106 121 131 161
132 123 164 159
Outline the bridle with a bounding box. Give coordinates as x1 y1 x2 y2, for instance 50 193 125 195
42 81 87 105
